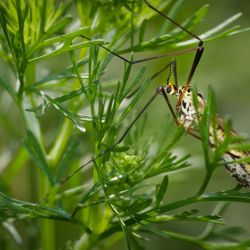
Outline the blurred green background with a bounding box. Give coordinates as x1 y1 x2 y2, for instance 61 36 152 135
0 0 250 249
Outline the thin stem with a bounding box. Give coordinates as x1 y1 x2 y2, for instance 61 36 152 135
195 201 229 240
40 186 56 250
140 227 204 248
48 118 73 167
130 0 135 48
196 171 212 196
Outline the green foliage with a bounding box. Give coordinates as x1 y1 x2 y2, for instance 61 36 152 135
0 0 250 249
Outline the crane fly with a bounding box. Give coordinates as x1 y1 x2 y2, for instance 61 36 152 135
59 0 250 189
159 69 250 187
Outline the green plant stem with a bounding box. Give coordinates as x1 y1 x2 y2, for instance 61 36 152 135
195 201 229 240
73 233 90 250
48 118 73 167
196 171 213 196
17 63 26 98
40 178 55 250
25 61 56 250
141 227 205 248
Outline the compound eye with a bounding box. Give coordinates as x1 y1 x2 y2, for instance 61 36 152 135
166 85 172 94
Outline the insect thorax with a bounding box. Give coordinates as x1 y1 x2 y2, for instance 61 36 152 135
175 87 205 129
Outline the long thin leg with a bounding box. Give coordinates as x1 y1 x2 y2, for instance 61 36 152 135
144 0 204 83
176 42 204 106
81 35 200 65
186 42 204 87
143 1 204 106
60 62 174 185
144 0 202 42
159 86 178 125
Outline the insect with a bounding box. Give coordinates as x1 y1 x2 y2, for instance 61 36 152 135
60 0 250 189
159 69 250 187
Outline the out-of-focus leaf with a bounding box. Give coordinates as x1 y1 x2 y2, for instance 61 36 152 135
0 191 90 231
123 66 146 98
54 141 78 183
26 26 90 56
0 75 17 101
26 57 89 89
177 13 249 47
25 99 48 117
170 5 209 41
117 77 151 123
29 89 88 133
23 130 53 184
157 0 183 35
125 197 152 215
155 175 168 206
28 39 105 63
139 19 148 44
